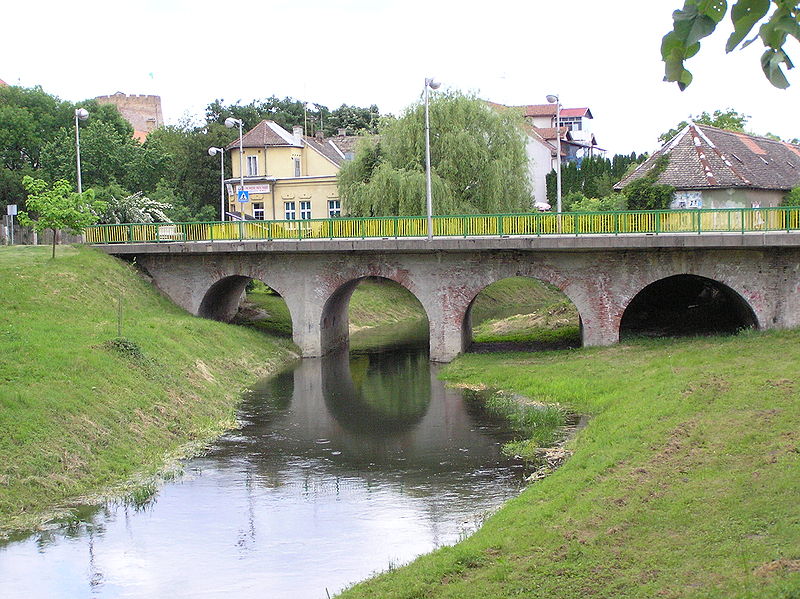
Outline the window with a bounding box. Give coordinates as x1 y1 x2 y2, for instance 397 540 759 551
557 116 583 132
293 157 301 177
300 201 312 220
284 201 296 220
252 202 265 220
328 199 341 218
247 155 258 176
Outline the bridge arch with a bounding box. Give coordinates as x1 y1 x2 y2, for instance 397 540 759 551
320 275 431 356
619 273 759 339
198 274 297 333
462 275 583 352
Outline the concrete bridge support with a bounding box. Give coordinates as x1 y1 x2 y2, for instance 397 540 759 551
115 235 800 363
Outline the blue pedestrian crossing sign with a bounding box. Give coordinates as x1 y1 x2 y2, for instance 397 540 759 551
237 190 250 203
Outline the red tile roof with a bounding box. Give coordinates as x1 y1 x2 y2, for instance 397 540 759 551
616 124 800 191
225 120 300 150
521 105 592 119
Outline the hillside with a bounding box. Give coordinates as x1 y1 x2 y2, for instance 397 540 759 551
0 245 297 533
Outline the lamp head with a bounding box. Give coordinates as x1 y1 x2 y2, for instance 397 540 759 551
425 78 441 90
75 108 89 121
546 94 559 104
224 117 241 129
208 147 221 156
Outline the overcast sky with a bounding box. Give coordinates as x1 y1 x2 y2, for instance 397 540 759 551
3 0 798 155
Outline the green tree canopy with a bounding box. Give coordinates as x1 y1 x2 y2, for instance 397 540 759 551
18 176 107 258
663 1 799 90
658 108 750 142
204 96 382 139
339 92 531 217
545 153 647 203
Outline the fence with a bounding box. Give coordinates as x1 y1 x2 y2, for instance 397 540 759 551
83 207 800 245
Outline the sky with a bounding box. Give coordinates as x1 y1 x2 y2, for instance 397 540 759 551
2 0 798 156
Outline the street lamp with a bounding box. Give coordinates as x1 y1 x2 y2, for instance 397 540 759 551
424 77 441 240
546 94 562 214
208 147 225 221
74 108 89 194
225 117 244 220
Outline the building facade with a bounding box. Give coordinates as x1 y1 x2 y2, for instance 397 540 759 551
225 120 357 221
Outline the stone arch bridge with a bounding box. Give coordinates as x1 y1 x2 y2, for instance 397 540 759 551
97 233 800 362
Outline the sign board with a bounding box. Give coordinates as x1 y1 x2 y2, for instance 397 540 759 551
235 184 271 194
237 190 250 203
7 204 17 216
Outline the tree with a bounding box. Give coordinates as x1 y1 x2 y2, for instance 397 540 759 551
324 104 380 136
18 176 107 258
146 121 235 221
93 184 172 224
622 155 675 210
339 92 531 217
663 1 799 90
659 108 750 142
545 154 647 203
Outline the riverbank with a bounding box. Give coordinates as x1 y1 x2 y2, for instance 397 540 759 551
339 331 800 598
0 245 298 534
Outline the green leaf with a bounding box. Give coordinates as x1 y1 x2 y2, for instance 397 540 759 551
697 0 728 22
726 0 770 51
761 48 792 88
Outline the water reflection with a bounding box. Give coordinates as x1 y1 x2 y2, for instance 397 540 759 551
0 346 523 599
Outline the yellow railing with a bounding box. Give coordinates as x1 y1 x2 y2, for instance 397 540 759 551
84 207 800 245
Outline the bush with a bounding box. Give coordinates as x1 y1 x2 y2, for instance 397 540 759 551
783 186 800 206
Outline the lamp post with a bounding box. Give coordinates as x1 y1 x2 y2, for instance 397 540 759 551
546 94 562 215
424 77 441 240
74 108 89 194
224 117 244 220
208 147 225 221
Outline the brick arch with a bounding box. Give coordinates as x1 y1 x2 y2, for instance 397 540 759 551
448 257 602 350
197 272 297 326
319 271 431 356
617 272 761 338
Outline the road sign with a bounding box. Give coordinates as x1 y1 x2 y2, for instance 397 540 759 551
7 204 17 216
237 190 250 203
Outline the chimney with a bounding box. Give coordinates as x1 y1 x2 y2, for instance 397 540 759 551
337 128 347 137
293 125 304 141
315 130 324 139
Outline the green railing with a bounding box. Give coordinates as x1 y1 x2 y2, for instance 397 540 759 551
84 206 800 245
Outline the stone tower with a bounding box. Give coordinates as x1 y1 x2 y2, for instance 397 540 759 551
95 92 164 142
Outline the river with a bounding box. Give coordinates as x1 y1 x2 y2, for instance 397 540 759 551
0 341 525 598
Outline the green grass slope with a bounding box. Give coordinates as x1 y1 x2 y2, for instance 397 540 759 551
0 245 297 533
339 332 800 599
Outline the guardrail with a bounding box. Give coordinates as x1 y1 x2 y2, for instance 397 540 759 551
84 207 800 244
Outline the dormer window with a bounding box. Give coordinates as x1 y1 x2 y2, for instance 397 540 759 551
246 155 258 176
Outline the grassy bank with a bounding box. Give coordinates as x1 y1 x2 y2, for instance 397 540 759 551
339 331 800 599
0 245 297 534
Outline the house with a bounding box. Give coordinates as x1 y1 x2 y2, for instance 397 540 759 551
224 120 359 220
614 123 800 209
523 104 602 162
489 101 604 205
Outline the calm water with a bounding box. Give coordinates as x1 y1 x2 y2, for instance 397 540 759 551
0 345 524 599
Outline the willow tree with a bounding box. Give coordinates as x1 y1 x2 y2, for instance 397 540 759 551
339 92 531 217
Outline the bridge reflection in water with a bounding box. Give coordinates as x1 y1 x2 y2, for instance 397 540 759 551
0 346 524 599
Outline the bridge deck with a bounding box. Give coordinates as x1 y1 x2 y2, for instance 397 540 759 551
95 231 800 255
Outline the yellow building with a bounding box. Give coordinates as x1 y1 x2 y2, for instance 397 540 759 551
225 120 357 221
